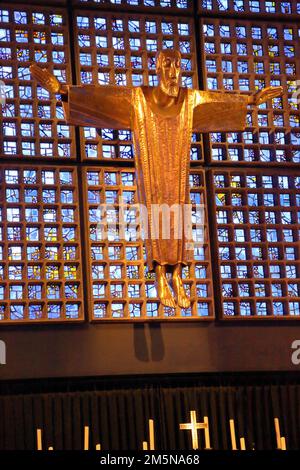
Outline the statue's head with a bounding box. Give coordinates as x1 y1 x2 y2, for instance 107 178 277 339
156 49 181 97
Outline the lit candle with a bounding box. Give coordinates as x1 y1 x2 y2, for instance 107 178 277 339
204 416 211 449
240 437 246 450
143 441 148 450
37 429 42 451
281 437 286 450
149 420 155 450
274 418 282 449
84 426 89 451
229 419 237 450
96 444 101 451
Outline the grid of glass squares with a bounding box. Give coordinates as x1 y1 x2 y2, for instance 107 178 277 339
75 0 192 9
199 0 300 15
202 19 300 164
212 170 300 317
83 167 214 320
74 11 202 160
0 166 83 322
83 128 203 162
75 12 195 88
0 5 74 159
2 0 300 323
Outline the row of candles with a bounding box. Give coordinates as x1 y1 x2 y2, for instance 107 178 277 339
35 412 287 450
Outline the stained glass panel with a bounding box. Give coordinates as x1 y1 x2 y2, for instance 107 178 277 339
74 10 203 161
199 0 300 15
74 0 192 9
212 170 300 318
0 165 83 323
84 167 214 320
0 5 74 159
202 19 300 164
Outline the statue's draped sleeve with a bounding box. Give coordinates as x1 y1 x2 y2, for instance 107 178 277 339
192 90 249 132
62 84 133 129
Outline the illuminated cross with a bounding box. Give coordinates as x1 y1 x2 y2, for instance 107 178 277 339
179 410 209 450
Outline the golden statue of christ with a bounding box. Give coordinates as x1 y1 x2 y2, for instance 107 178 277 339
30 50 282 309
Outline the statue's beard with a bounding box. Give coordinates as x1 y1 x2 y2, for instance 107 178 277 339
160 81 179 97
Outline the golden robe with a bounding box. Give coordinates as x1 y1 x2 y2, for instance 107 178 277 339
63 85 248 270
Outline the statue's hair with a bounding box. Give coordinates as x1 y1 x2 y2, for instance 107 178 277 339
155 49 182 74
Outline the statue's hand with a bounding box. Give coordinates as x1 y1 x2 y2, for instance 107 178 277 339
248 86 283 105
30 63 66 95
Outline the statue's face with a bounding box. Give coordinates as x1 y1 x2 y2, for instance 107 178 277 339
157 52 181 97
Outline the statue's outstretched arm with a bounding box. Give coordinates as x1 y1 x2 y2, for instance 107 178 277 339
247 86 283 105
61 83 132 129
30 63 133 129
192 89 249 133
30 63 67 96
192 86 283 133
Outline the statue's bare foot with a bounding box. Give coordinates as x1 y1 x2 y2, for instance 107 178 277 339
157 275 176 308
172 270 190 309
155 265 176 308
